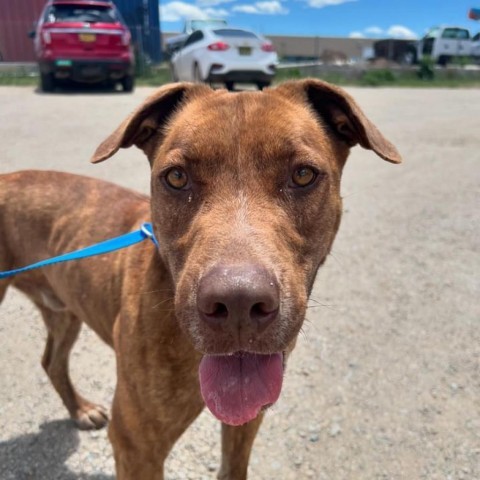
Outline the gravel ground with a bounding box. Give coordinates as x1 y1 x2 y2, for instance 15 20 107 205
0 85 479 480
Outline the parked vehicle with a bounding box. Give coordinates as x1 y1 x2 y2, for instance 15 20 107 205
415 26 472 65
472 32 480 59
170 27 277 91
32 0 135 91
165 19 227 57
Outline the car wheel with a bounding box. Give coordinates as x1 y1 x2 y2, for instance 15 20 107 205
122 75 135 92
256 82 270 91
193 63 203 83
40 72 55 92
225 81 234 91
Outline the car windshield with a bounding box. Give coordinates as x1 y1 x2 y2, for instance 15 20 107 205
46 5 118 23
213 29 258 39
424 27 440 39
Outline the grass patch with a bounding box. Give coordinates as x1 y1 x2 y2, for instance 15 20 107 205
275 66 480 88
135 68 172 86
0 65 479 89
0 75 38 86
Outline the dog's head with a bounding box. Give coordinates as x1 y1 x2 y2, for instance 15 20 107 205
92 80 401 425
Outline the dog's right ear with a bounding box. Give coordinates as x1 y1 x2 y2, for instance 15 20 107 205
91 82 212 163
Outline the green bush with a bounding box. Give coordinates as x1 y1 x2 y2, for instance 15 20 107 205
417 56 435 80
360 69 396 86
452 56 470 67
275 67 302 81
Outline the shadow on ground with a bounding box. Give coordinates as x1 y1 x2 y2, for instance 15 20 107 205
34 82 129 96
0 420 114 480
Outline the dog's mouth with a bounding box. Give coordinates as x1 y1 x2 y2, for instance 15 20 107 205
199 351 284 426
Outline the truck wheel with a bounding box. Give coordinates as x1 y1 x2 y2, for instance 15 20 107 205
40 73 55 92
225 81 234 91
438 55 450 67
122 75 135 92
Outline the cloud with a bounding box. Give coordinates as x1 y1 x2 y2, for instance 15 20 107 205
365 26 383 35
204 7 229 16
196 0 234 6
232 1 288 14
160 1 228 22
307 0 356 9
387 25 417 39
350 24 418 39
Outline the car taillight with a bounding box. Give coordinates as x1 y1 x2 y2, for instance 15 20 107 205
261 43 275 52
42 30 51 44
208 42 230 51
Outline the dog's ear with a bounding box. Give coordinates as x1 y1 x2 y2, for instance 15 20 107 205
273 79 402 164
91 82 212 163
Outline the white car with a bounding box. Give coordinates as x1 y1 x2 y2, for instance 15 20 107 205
170 28 278 90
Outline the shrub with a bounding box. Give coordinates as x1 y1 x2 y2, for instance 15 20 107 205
360 69 396 86
417 56 435 80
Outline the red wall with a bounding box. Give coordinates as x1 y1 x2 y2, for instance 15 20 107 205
0 0 47 61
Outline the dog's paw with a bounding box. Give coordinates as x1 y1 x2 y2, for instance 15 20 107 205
74 404 109 430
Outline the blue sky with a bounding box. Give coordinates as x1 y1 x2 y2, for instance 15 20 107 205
159 0 480 38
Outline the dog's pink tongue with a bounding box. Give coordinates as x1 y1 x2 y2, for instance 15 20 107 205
199 352 283 426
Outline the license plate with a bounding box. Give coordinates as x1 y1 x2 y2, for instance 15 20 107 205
55 59 72 67
82 66 102 77
79 33 96 43
238 47 252 56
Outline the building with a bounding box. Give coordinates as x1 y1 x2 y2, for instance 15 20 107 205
0 0 46 61
114 0 162 62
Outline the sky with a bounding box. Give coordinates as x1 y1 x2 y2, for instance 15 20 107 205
159 0 480 38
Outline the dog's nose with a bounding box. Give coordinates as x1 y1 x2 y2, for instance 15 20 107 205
197 263 279 333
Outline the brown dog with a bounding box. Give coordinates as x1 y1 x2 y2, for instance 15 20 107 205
0 79 401 479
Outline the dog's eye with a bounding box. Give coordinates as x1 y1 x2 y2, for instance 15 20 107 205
291 166 317 188
165 167 188 190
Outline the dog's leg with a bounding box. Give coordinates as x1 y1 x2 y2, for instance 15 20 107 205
109 386 205 480
38 306 109 430
218 415 264 480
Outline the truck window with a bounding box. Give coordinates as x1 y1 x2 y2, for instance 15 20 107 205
441 28 470 40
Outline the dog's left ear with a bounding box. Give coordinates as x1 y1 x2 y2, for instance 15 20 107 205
91 82 212 163
274 79 402 164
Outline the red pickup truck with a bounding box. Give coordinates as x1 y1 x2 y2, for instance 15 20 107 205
33 0 135 92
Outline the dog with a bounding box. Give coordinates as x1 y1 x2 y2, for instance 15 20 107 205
0 79 401 479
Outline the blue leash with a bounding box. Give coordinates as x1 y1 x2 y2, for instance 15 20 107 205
0 222 158 280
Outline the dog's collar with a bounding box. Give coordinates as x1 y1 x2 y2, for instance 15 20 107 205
0 222 158 279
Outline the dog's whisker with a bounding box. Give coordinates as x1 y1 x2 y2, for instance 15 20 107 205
327 250 345 268
139 289 174 296
151 297 175 310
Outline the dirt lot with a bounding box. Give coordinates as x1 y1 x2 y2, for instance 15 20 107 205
0 85 479 480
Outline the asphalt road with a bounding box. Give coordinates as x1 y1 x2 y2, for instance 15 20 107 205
0 85 479 480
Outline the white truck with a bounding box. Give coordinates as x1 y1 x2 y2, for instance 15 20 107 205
415 26 476 65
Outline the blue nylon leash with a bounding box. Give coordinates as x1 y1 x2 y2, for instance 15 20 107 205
0 222 158 280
